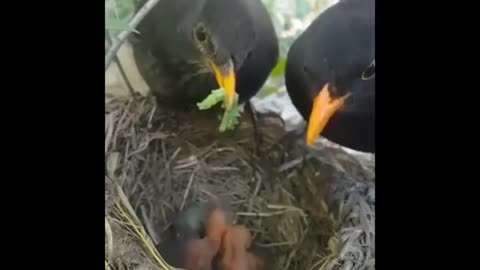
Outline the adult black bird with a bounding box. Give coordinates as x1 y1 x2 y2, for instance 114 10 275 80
131 0 279 110
285 0 375 153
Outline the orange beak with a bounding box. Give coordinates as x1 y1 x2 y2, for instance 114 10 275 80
208 59 236 107
306 83 351 145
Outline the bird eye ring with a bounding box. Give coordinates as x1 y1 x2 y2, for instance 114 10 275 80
193 23 208 43
362 59 375 80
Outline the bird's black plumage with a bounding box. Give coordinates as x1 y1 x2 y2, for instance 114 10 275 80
131 0 279 108
285 0 375 153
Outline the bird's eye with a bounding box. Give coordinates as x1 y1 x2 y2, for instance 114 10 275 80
194 24 208 43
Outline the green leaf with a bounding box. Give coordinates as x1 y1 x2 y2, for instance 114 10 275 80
219 103 242 132
196 88 226 110
196 88 242 132
270 58 287 77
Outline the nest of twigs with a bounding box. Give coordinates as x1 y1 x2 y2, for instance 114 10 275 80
105 94 375 270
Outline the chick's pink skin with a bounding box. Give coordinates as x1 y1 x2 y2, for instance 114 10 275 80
222 225 264 270
185 209 229 270
185 208 264 270
186 239 216 270
206 209 229 251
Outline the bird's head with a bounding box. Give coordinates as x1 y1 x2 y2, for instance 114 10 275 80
303 56 374 145
187 0 257 106
285 0 375 146
134 0 257 105
190 21 237 107
286 34 375 145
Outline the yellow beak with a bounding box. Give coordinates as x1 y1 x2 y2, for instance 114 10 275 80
306 83 351 145
208 59 236 107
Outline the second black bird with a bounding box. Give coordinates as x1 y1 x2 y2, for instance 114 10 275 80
285 0 375 153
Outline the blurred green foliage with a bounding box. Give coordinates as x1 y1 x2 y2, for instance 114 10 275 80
105 0 135 35
296 0 312 18
260 0 331 97
270 58 287 78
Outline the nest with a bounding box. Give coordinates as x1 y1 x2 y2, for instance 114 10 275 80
105 94 375 270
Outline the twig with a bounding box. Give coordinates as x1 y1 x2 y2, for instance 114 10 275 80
113 184 176 270
105 34 136 96
256 241 296 248
247 173 262 212
147 103 157 129
105 260 112 270
284 228 309 270
180 171 196 210
105 217 113 262
141 205 160 245
236 210 288 217
105 0 161 70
